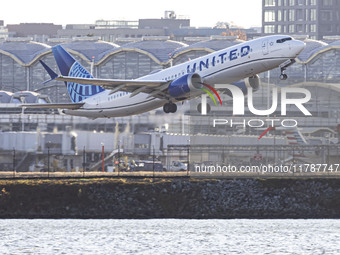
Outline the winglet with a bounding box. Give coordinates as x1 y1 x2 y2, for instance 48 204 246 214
40 60 58 84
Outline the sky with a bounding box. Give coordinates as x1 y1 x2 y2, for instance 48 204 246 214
0 0 262 28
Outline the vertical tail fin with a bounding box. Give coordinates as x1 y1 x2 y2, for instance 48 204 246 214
51 45 104 103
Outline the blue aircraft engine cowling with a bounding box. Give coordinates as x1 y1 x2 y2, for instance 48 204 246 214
168 73 203 98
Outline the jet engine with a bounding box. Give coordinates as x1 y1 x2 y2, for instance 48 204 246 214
245 74 261 92
222 75 261 97
168 73 203 98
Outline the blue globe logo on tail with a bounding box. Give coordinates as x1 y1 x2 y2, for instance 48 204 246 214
52 45 104 103
67 62 104 103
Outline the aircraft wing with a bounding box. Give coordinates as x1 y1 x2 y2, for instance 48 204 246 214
56 76 170 99
22 102 84 109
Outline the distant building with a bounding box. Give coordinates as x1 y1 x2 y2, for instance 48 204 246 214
57 10 256 43
58 26 165 43
59 12 190 43
0 26 10 40
138 18 190 30
3 11 258 44
139 10 190 30
0 20 12 40
262 0 340 40
95 20 139 29
7 23 62 42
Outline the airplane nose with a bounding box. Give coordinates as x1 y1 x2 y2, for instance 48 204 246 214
292 40 306 56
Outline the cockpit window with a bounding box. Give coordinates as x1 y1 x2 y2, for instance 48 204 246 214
276 37 292 43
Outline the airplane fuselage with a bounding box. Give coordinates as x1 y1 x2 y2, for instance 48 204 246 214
64 35 305 118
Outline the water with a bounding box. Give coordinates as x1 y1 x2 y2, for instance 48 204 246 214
0 219 339 254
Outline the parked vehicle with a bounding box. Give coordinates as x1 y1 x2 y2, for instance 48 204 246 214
131 161 164 172
169 161 187 171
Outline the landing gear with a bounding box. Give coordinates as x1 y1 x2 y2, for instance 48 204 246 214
279 59 295 80
280 73 288 80
163 102 177 113
279 65 288 80
197 103 211 114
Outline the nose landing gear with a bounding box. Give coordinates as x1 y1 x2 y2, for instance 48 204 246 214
279 59 295 80
280 72 288 80
163 102 177 113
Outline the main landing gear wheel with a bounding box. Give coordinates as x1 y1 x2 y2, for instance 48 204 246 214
163 102 177 113
197 103 211 114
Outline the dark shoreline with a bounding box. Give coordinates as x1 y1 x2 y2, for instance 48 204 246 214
1 178 340 219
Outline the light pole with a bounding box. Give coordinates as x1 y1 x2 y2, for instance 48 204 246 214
82 146 86 177
187 145 190 176
13 148 16 178
117 140 120 176
47 141 51 178
152 146 155 179
101 142 105 172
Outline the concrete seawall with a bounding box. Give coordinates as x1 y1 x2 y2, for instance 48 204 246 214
1 178 340 219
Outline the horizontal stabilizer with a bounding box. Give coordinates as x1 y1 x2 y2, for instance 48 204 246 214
21 102 84 110
39 60 58 84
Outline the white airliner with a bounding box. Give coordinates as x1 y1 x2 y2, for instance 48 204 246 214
25 35 305 118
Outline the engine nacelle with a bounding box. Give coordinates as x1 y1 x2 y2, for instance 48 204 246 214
224 75 261 97
168 73 203 98
245 74 261 92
